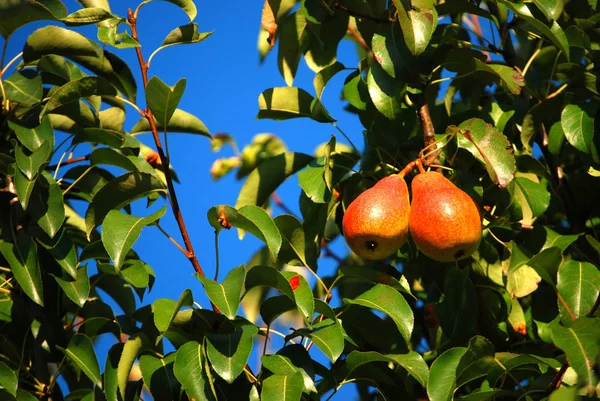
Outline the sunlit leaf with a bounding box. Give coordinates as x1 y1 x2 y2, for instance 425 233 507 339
174 341 217 401
556 261 600 325
53 265 90 307
206 324 258 383
131 108 210 137
59 334 102 388
197 265 246 320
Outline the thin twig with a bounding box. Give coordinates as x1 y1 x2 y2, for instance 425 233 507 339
155 223 188 256
333 3 392 23
47 155 89 171
415 96 439 166
127 9 206 279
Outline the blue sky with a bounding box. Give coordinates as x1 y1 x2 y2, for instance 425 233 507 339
6 0 367 398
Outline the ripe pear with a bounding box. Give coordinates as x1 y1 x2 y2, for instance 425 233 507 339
409 172 482 262
342 175 410 260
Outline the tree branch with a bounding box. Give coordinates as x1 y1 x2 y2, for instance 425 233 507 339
415 96 439 166
333 2 392 24
127 9 206 280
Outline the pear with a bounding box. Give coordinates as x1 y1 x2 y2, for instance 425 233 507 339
342 175 410 260
409 171 482 262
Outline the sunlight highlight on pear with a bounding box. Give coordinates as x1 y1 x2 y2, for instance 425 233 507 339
409 171 482 262
342 175 410 260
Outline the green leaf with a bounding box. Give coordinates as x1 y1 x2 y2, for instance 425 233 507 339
207 205 282 259
23 25 137 101
514 176 550 219
245 265 296 301
446 56 525 96
236 152 313 208
4 71 43 105
150 24 213 65
277 12 307 86
93 274 136 316
275 214 318 270
0 0 65 39
53 265 90 307
15 141 51 181
104 343 123 401
130 108 210 137
496 0 570 60
533 0 564 20
280 271 314 322
14 168 36 210
261 372 304 401
62 7 114 25
37 228 77 279
298 156 330 203
206 324 258 383
551 318 600 386
101 206 166 271
146 77 186 130
437 268 479 344
391 0 437 56
156 0 197 21
367 61 403 120
289 319 344 363
97 18 140 49
457 118 516 189
59 334 102 388
153 289 193 333
346 351 429 387
556 261 600 325
371 23 415 79
0 362 17 397
118 333 145 399
43 76 117 114
344 284 414 345
339 266 414 299
314 62 346 99
85 171 167 238
28 172 65 239
90 147 138 171
260 295 296 325
174 341 217 401
139 353 180 401
257 87 334 123
261 347 317 394
197 265 246 320
8 117 53 152
343 70 369 111
561 103 597 155
0 238 44 306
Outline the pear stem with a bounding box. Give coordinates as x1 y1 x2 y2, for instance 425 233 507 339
415 159 426 174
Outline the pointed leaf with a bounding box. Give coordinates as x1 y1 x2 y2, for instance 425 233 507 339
391 0 437 56
344 284 414 345
0 0 65 39
0 238 44 306
275 214 318 271
139 353 180 401
146 77 186 129
557 261 600 325
104 343 123 401
53 265 90 307
62 7 114 26
346 351 429 387
197 265 245 320
157 0 197 21
85 172 167 237
367 62 403 120
551 318 600 386
174 341 217 401
28 172 65 239
236 152 313 208
280 271 314 322
4 70 43 105
257 87 333 123
261 372 304 401
14 168 36 210
561 103 597 155
43 76 117 114
153 289 193 333
207 205 282 259
118 333 145 399
23 25 137 100
8 117 53 152
59 334 102 388
288 319 344 363
150 23 213 65
130 108 210 137
314 62 346 99
457 118 516 188
101 206 166 271
0 362 17 397
206 324 258 383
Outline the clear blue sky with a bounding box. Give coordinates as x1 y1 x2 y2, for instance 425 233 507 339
6 1 366 398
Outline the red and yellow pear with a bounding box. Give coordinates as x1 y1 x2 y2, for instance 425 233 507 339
409 171 482 262
342 175 410 260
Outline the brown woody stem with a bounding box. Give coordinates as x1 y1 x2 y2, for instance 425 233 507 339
415 96 439 166
127 9 206 280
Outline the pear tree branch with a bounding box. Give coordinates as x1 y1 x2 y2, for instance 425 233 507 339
127 9 206 279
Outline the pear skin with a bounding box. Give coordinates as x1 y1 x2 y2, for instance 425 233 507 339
409 172 482 262
342 175 410 260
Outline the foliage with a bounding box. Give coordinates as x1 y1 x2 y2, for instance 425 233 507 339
0 0 599 400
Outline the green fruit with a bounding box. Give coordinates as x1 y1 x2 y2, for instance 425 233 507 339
409 171 482 262
342 175 410 260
